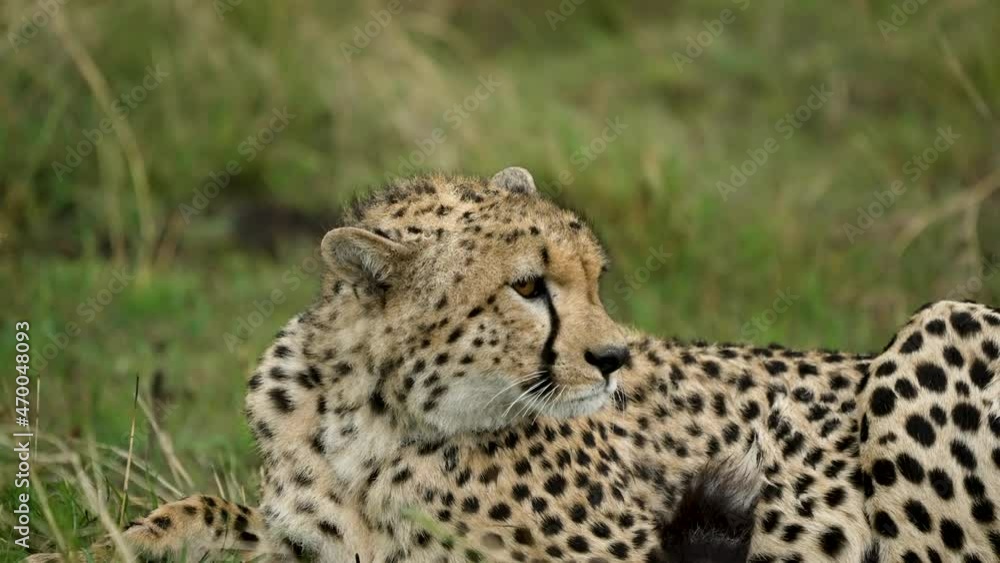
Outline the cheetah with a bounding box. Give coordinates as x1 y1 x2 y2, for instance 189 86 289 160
857 300 1000 563
122 167 1000 562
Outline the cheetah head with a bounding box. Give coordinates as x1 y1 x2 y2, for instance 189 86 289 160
319 167 629 435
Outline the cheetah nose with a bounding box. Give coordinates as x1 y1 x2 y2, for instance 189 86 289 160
584 346 630 380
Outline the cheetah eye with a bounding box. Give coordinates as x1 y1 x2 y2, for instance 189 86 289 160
511 276 546 299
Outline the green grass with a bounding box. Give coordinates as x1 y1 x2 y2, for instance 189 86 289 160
2 0 1000 559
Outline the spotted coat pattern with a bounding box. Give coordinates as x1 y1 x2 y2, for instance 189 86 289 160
122 171 1000 563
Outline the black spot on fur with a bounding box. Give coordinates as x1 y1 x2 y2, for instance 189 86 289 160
151 515 172 529
873 511 898 538
268 387 294 413
369 390 388 414
915 362 947 392
900 331 924 353
318 520 341 538
950 311 982 337
819 526 847 557
970 359 994 389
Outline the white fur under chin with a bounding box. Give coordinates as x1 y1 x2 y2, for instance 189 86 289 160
427 375 615 433
541 376 617 419
541 392 610 419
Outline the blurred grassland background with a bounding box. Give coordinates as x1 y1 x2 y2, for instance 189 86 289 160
2 0 1000 558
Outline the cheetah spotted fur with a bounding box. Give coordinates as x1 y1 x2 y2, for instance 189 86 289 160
122 168 1000 562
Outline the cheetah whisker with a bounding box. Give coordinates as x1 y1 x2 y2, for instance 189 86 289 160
613 386 630 414
532 384 560 424
502 379 548 418
483 371 545 409
537 384 557 413
533 385 556 418
514 383 548 420
516 383 552 420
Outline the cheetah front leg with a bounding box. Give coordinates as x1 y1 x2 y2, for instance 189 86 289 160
123 495 289 561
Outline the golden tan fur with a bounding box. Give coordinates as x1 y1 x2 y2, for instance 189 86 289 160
115 169 1000 563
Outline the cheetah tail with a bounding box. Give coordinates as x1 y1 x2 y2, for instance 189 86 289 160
124 495 276 560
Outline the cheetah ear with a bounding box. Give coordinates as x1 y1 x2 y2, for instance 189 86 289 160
489 166 536 195
321 227 413 289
